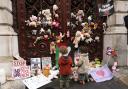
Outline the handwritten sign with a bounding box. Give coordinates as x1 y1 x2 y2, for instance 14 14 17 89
12 66 30 79
12 60 26 67
22 74 51 89
12 60 30 79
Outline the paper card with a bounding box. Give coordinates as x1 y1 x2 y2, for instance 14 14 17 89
41 57 52 68
30 58 41 70
22 74 51 89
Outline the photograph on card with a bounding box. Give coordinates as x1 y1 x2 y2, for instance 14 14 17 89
30 58 41 76
41 57 52 69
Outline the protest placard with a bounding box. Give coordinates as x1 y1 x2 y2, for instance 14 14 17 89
12 60 30 79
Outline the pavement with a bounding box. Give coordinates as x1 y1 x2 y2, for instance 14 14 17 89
38 66 128 89
113 66 128 86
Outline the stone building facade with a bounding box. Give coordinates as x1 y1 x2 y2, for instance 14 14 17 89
0 0 19 76
103 0 128 66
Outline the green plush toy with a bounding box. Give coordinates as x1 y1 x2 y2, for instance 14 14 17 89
95 58 101 68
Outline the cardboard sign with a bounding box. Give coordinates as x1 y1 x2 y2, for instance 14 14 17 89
12 60 30 79
22 74 51 89
89 65 113 82
12 60 26 67
12 66 30 79
42 57 52 68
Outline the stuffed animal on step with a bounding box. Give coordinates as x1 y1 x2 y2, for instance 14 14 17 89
50 41 56 54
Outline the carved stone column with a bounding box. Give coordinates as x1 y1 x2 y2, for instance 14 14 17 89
103 0 128 66
0 0 20 75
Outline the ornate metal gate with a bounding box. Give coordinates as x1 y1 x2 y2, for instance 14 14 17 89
12 0 105 64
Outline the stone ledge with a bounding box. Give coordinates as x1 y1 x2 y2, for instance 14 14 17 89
104 26 127 34
114 0 128 12
1 80 25 89
0 56 13 62
0 9 13 25
107 13 128 25
0 26 17 35
0 0 12 11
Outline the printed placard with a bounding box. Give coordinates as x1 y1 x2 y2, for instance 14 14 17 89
41 57 52 68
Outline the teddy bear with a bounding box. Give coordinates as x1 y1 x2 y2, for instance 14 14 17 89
112 61 119 72
42 9 52 26
71 67 78 82
25 15 38 27
88 15 92 25
52 20 60 28
53 4 59 18
73 31 82 48
56 32 65 43
50 41 56 54
76 10 84 22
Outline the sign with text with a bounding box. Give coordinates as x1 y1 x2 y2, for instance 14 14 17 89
12 66 30 79
41 57 52 68
12 60 30 79
12 60 26 67
30 58 41 70
22 74 51 89
98 1 114 16
89 65 113 82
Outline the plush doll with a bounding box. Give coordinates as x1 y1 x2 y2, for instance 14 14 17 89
53 4 59 18
88 15 92 25
71 12 76 18
82 22 91 34
73 31 82 48
76 10 84 22
43 64 51 77
42 9 52 26
52 20 60 28
112 61 119 72
56 32 65 43
103 22 107 32
66 30 70 38
94 58 101 68
72 67 78 82
95 36 100 42
39 28 45 34
85 37 93 43
25 15 38 27
50 41 56 54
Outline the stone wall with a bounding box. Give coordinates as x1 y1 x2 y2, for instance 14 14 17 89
103 0 128 66
0 0 19 78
